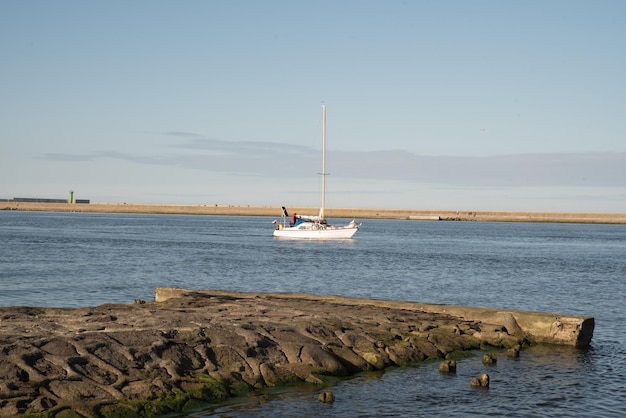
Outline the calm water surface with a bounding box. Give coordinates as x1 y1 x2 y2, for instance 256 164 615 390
1 211 625 417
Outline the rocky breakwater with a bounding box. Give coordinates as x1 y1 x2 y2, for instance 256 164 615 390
0 289 594 417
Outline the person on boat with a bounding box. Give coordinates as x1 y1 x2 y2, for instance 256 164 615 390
291 213 297 226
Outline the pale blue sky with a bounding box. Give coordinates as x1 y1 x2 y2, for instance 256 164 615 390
2 1 625 212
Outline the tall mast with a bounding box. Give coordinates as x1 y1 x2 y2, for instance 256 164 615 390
319 104 326 221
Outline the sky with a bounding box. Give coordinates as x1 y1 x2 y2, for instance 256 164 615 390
2 1 625 212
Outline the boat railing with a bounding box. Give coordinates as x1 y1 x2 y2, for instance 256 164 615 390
274 213 325 230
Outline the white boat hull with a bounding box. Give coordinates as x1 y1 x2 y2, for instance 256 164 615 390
273 222 359 239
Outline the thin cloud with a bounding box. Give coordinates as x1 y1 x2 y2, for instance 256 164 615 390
333 150 626 187
172 137 313 156
39 142 626 188
41 152 95 162
163 131 204 138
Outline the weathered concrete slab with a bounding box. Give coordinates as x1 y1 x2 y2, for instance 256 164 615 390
0 289 593 417
155 288 595 347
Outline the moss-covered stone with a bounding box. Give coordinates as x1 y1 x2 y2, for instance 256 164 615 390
97 403 143 418
229 381 252 397
189 376 230 402
445 350 476 360
362 352 385 369
22 411 55 418
24 408 88 418
54 410 86 418
181 398 213 413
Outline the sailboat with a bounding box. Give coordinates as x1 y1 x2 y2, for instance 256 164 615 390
273 104 361 239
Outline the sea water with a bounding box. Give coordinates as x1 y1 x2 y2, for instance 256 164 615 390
1 211 625 417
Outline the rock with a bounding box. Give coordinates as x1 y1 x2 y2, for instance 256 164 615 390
0 289 584 416
438 360 457 373
482 352 497 365
507 345 521 358
470 373 490 388
362 352 386 370
318 391 335 403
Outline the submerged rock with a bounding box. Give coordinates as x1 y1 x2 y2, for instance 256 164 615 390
318 391 335 403
438 359 457 373
482 352 498 365
507 345 522 358
470 373 490 388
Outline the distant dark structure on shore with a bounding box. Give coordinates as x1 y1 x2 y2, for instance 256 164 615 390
2 197 90 204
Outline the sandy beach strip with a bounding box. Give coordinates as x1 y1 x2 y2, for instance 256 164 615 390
2 201 626 224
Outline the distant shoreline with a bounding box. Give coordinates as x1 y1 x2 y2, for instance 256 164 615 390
2 201 626 224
